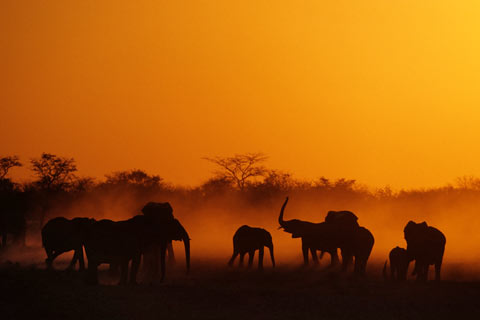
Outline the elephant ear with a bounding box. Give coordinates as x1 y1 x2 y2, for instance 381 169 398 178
404 220 430 242
403 221 416 240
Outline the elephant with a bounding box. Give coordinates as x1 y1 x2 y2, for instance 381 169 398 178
228 225 275 269
0 210 26 249
41 217 96 270
278 197 339 267
404 221 446 281
141 202 176 265
83 215 190 285
0 192 27 249
278 197 374 277
383 246 411 281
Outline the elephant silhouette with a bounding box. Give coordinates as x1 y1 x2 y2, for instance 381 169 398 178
0 192 27 249
404 221 446 281
141 202 176 267
383 246 410 281
278 197 374 276
83 215 190 285
228 225 275 269
278 198 339 267
41 217 96 270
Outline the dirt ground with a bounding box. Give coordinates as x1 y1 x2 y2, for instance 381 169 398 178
1 247 480 320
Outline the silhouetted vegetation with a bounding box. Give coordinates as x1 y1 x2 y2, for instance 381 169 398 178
0 152 478 270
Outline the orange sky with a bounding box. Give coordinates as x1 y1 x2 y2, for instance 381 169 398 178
2 1 480 188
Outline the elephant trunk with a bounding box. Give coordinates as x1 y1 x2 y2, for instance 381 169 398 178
278 197 289 227
183 235 190 274
268 244 275 268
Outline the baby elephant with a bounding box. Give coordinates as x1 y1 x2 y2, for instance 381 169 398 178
383 246 411 281
228 225 275 269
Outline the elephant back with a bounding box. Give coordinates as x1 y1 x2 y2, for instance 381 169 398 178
324 211 359 238
141 202 174 222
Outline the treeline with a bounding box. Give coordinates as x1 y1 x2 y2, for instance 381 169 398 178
2 152 480 240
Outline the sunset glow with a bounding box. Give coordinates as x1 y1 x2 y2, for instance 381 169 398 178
2 1 480 188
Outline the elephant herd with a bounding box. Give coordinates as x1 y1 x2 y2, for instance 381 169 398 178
41 202 190 285
38 197 447 285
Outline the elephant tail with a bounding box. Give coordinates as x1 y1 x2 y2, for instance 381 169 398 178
382 260 388 281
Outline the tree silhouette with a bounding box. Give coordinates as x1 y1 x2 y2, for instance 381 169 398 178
104 169 163 188
0 156 22 179
203 153 268 190
30 153 77 191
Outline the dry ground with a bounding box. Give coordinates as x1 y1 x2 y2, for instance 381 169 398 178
1 248 480 320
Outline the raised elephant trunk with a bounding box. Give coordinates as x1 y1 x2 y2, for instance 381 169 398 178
278 197 289 227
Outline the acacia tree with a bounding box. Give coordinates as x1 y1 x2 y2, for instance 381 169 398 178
105 169 164 188
203 153 268 190
30 153 78 191
0 156 22 179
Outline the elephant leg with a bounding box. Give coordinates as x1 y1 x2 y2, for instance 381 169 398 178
412 261 418 276
228 250 239 267
130 254 141 285
332 250 339 267
67 248 80 271
44 247 54 269
423 264 430 281
167 241 175 264
109 263 120 277
86 260 99 285
151 246 160 278
415 262 427 282
435 261 442 281
47 250 64 269
302 243 309 266
341 250 353 272
78 247 85 271
160 242 167 282
354 257 367 277
247 251 255 268
239 253 246 267
310 249 319 265
119 261 129 285
390 262 396 281
258 247 264 270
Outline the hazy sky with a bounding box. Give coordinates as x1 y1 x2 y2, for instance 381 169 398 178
2 1 480 188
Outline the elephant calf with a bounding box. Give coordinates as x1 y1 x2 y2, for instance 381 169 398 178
41 217 95 270
383 246 411 281
228 225 275 269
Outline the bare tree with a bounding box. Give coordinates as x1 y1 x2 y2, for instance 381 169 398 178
0 156 22 179
30 153 77 191
203 153 268 190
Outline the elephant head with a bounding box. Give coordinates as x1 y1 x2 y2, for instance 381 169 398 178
278 197 313 238
158 218 190 275
404 221 428 241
